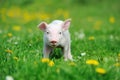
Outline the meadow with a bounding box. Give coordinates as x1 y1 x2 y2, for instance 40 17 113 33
0 0 120 80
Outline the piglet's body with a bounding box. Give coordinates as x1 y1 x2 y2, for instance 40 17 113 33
38 19 73 61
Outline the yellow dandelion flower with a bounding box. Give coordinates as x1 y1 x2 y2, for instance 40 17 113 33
23 12 33 22
56 9 63 16
1 8 6 21
117 53 120 62
38 13 50 20
86 59 99 66
13 57 19 61
63 11 69 19
12 26 21 31
69 62 76 66
94 20 102 30
96 68 106 74
0 8 6 14
88 36 95 40
7 7 21 18
114 63 120 67
5 49 13 54
118 54 120 57
95 21 102 26
48 60 54 67
109 16 115 24
41 58 50 63
7 9 15 18
8 33 12 37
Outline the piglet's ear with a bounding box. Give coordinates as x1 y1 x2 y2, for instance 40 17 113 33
38 22 47 31
62 19 71 30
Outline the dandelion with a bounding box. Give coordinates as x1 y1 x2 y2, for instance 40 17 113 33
6 75 14 80
55 9 69 19
109 16 115 24
38 13 50 20
12 26 21 31
117 53 120 62
118 53 120 57
8 33 12 37
0 8 6 14
86 59 99 66
1 8 7 21
23 12 33 22
114 63 120 67
7 9 15 18
5 49 13 54
41 58 54 67
7 7 21 18
88 36 95 40
13 57 19 61
48 60 54 67
69 62 76 66
63 11 69 19
96 68 106 74
94 20 102 30
55 9 63 17
41 58 50 63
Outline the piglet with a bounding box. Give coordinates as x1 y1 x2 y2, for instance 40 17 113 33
38 19 73 61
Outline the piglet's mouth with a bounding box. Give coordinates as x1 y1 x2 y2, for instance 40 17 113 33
50 44 57 47
49 43 58 47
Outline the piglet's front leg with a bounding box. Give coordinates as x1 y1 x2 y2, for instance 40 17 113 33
63 45 73 61
43 45 52 58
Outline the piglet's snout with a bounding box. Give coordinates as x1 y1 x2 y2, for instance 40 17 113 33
50 41 57 44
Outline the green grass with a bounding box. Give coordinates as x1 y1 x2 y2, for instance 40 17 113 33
0 0 120 80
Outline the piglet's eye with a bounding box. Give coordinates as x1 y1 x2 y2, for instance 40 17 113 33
59 32 62 34
46 32 49 34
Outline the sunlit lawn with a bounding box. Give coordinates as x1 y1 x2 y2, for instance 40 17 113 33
0 0 120 80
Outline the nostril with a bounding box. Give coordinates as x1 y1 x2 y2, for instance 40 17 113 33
50 41 57 44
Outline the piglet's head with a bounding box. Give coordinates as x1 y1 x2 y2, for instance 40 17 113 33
38 19 71 47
